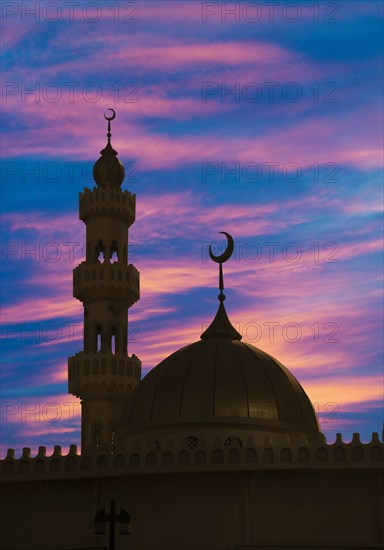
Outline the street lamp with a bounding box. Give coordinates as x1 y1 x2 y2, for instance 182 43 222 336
94 499 131 550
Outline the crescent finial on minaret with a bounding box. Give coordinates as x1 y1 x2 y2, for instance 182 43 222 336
104 108 116 143
93 109 124 188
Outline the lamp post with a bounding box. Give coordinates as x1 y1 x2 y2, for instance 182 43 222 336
94 499 130 550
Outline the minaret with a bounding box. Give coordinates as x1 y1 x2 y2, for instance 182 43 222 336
68 109 141 454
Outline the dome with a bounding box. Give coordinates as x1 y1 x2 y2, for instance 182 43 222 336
93 141 125 187
118 302 321 443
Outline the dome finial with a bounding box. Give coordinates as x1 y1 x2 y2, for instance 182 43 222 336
208 231 234 302
201 232 241 340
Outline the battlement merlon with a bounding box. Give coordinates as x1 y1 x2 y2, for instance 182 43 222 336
79 187 136 225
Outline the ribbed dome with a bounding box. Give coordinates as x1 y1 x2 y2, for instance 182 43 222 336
119 304 320 441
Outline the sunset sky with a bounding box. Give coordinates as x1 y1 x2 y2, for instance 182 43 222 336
1 0 383 455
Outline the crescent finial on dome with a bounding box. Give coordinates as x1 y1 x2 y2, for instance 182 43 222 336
209 232 234 303
201 232 241 340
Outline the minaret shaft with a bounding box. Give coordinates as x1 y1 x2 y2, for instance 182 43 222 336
68 112 140 454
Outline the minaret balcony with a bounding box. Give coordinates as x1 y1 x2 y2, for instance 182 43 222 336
79 187 136 224
73 262 139 306
68 351 141 398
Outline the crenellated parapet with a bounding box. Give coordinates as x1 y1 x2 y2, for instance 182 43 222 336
73 261 139 305
79 186 136 224
68 351 141 398
1 433 382 482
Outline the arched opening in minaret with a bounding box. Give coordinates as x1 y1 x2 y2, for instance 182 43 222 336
111 326 117 354
96 239 105 263
96 327 102 352
110 251 118 264
110 240 119 263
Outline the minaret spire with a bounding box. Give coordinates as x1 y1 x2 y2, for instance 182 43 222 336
201 232 241 340
105 108 114 143
93 108 125 188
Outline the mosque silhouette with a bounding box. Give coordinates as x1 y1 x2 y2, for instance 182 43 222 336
0 111 383 550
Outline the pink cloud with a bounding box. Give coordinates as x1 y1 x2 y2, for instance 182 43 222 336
0 23 32 51
1 296 81 324
113 40 290 68
2 104 381 171
303 377 383 410
1 394 80 425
